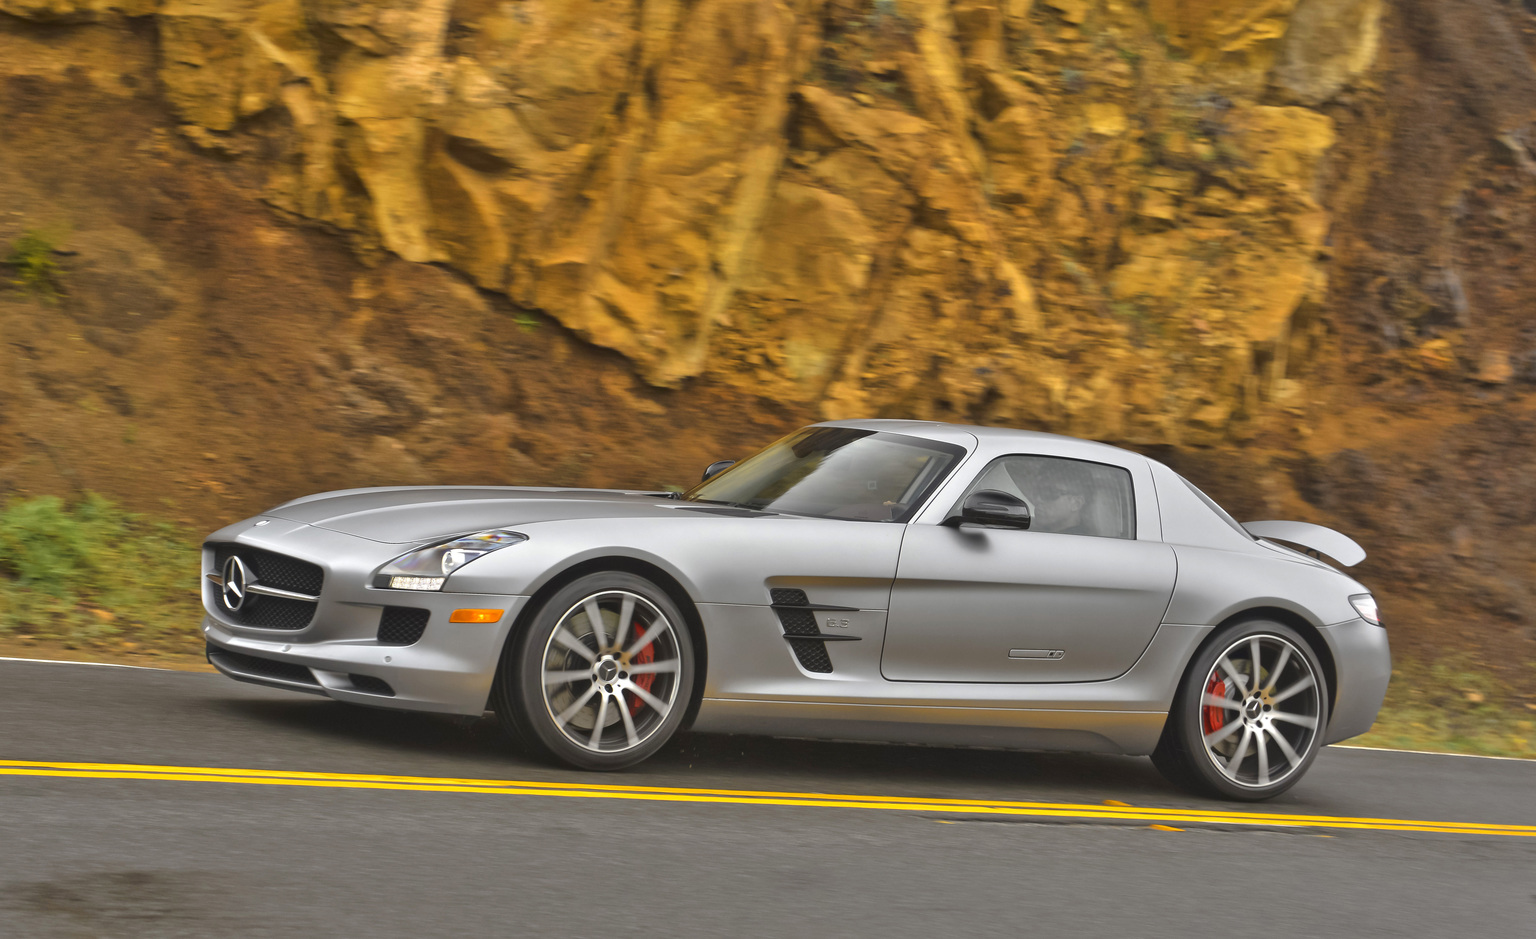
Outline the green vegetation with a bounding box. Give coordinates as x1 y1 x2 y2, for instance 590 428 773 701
0 493 201 654
4 229 65 302
1351 656 1535 759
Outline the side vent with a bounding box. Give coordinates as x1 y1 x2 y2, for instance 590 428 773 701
784 637 834 673
771 588 833 673
378 607 429 646
771 587 809 606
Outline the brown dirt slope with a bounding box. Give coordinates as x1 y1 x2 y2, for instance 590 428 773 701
0 1 1533 694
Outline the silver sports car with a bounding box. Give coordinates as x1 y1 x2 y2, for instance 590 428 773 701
202 420 1390 800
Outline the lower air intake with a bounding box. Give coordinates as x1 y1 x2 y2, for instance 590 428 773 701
207 644 318 686
378 607 429 646
348 674 395 697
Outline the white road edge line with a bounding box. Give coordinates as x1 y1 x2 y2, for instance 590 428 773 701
0 657 1531 763
1329 744 1534 763
0 656 183 672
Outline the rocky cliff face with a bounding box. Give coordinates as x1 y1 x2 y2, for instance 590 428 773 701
5 0 1388 436
1 1 1534 680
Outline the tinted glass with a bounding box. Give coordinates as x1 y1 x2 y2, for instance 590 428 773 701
684 428 964 522
962 455 1136 539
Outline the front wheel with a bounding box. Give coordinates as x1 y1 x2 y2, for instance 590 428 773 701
495 572 695 771
1152 620 1329 801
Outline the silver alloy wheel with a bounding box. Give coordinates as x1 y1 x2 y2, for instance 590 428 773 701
538 590 683 754
1198 633 1322 789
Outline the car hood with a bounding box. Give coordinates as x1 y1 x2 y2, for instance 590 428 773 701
265 487 691 544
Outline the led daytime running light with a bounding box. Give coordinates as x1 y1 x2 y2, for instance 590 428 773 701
380 529 528 589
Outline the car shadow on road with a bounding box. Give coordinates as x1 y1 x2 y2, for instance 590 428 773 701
212 697 508 760
654 732 1179 801
214 695 1185 803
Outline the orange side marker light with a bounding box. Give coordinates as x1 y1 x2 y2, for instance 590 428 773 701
449 609 505 624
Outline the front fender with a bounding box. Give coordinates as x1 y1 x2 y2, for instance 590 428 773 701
441 524 704 601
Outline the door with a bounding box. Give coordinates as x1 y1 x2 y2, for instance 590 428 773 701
881 454 1176 683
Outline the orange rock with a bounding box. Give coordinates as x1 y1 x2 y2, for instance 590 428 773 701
2 0 1386 445
1476 349 1513 385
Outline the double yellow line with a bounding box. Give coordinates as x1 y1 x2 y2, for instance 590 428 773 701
2 759 1532 837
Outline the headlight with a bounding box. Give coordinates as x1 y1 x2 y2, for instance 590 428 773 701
379 530 527 590
1349 593 1380 625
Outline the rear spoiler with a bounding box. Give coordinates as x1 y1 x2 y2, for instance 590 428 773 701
1242 520 1366 567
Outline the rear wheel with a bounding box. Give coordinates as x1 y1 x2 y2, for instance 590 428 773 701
1152 620 1329 801
495 572 695 770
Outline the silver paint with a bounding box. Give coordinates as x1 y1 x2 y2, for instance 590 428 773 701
200 419 1391 760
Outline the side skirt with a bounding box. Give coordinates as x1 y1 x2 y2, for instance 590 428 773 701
689 699 1167 755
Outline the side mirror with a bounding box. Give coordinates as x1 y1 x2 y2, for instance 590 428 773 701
945 489 1032 529
701 460 736 482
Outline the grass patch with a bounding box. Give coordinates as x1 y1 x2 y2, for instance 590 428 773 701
1351 655 1536 759
4 229 65 302
0 493 202 655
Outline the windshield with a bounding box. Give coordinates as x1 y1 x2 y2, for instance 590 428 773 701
683 427 966 522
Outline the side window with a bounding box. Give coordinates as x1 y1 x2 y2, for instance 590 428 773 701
961 455 1136 539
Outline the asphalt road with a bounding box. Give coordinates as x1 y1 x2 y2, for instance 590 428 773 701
1 659 1533 938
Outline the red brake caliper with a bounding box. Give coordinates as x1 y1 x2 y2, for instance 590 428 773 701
1202 674 1228 735
628 618 656 717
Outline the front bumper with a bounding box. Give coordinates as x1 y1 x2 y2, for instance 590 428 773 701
201 517 527 715
1317 616 1392 744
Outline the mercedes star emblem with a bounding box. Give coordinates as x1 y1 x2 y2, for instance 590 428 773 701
221 555 250 612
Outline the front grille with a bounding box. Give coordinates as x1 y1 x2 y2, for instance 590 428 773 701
209 544 322 630
207 644 318 686
211 544 324 595
235 596 317 630
378 607 429 646
348 674 395 696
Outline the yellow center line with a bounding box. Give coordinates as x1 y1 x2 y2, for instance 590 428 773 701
2 759 1531 837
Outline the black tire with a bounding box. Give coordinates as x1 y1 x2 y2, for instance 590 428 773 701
494 572 695 771
1152 619 1330 801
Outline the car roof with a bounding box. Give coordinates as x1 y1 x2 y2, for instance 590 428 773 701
816 419 1146 463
